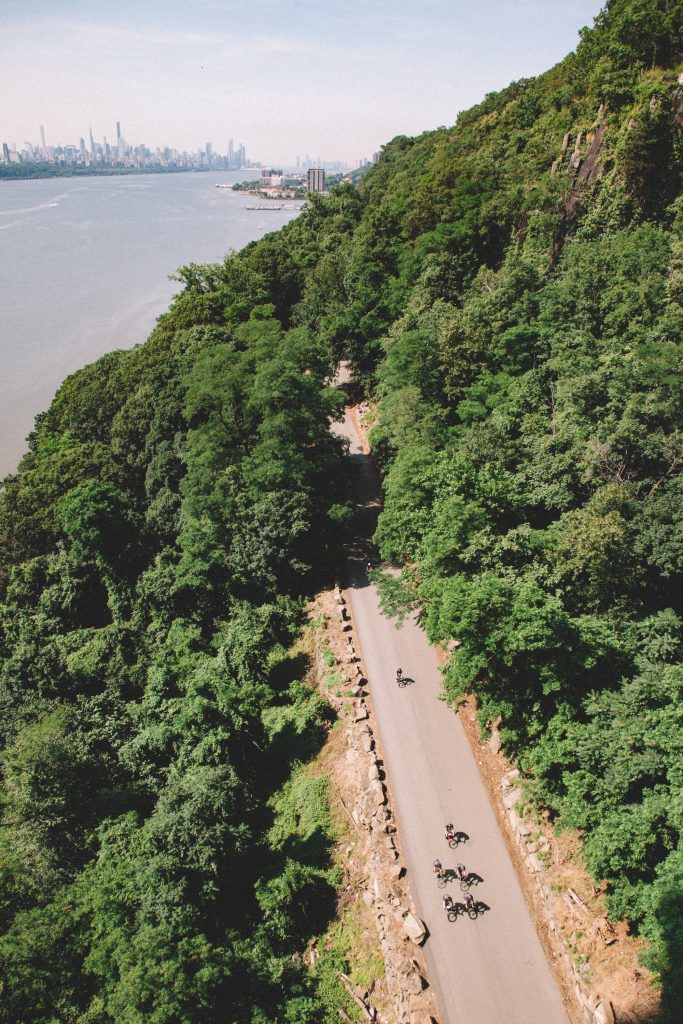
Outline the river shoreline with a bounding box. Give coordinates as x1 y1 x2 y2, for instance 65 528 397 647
0 172 301 477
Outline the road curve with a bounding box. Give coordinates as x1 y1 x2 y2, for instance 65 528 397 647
332 405 570 1024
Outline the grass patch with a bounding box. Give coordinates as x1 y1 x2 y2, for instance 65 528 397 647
312 902 386 1022
326 670 343 691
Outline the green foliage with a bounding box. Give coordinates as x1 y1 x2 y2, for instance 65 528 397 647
1 0 682 1016
327 0 682 1006
0 256 347 1020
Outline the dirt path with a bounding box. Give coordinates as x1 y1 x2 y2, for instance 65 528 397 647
332 404 571 1024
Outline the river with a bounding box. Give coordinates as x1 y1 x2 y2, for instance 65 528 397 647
0 171 302 477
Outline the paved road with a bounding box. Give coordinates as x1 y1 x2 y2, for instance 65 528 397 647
333 406 570 1024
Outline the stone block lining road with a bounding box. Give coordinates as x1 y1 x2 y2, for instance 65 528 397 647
332 404 570 1024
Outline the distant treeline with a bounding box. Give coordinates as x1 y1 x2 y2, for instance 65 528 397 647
0 163 213 180
231 179 261 190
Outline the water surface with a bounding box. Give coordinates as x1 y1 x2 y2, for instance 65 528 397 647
0 171 301 476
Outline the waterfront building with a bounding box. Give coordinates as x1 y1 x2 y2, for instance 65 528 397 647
307 167 326 193
261 167 284 186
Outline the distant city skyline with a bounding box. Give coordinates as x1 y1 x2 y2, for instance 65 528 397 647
1 1 604 164
2 122 370 173
2 122 252 171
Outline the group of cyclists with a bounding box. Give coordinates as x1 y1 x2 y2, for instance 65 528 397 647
390 661 480 919
433 823 478 919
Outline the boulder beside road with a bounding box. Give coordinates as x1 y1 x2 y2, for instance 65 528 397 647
403 914 428 945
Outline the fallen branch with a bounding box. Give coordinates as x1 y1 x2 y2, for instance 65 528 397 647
563 894 583 922
567 888 590 916
338 973 376 1021
335 785 361 833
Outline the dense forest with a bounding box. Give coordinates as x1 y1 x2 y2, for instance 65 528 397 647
0 164 213 179
1 1 681 1020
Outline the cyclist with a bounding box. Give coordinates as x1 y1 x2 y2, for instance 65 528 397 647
442 894 454 912
396 667 403 684
432 858 443 878
455 862 466 881
444 823 455 842
464 892 476 913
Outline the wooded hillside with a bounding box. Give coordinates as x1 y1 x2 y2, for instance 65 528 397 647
1 1 681 1020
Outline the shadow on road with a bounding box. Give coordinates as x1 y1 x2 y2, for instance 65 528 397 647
447 831 470 848
397 675 416 688
341 447 383 593
446 900 492 923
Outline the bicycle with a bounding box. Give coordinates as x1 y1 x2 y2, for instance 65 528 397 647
442 895 456 920
464 895 479 919
432 860 446 888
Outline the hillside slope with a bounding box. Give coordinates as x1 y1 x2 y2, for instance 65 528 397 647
337 1 683 1014
0 1 681 1020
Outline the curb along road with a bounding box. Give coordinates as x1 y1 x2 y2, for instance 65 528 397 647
332 403 571 1024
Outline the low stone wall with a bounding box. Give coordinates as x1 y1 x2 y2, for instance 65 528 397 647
331 585 438 1024
332 581 618 1024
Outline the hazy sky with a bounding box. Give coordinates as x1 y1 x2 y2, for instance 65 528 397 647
2 0 603 165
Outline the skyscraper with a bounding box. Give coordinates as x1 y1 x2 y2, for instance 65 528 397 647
40 125 46 156
89 126 96 157
307 167 326 194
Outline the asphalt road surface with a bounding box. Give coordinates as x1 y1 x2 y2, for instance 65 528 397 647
332 405 570 1024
